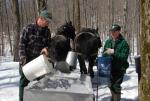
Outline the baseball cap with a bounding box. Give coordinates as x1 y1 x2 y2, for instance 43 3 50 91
109 24 121 32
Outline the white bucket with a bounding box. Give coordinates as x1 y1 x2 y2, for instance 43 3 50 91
66 51 77 68
22 55 54 81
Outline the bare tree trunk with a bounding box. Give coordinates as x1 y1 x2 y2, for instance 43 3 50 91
12 0 21 61
108 0 112 29
1 30 4 56
20 0 24 28
83 0 87 27
74 0 81 33
72 0 75 25
111 0 114 24
64 0 70 22
63 0 67 22
140 0 150 100
123 0 133 63
28 0 33 22
33 0 37 19
36 0 47 15
136 0 140 55
123 0 128 39
22 0 28 24
4 0 13 55
96 0 99 30
0 1 4 56
91 0 94 28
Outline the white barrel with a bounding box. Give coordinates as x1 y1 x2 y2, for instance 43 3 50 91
66 51 77 68
22 55 54 81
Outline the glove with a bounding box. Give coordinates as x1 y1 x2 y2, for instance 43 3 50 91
20 57 26 66
105 48 114 55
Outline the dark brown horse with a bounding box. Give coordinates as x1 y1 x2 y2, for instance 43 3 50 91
48 21 76 62
75 28 102 77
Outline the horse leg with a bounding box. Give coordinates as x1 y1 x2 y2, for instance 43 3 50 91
77 55 87 74
88 55 97 78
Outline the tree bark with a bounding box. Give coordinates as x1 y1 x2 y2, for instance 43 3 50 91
0 0 4 56
36 0 47 15
4 0 13 55
136 0 140 55
74 0 81 33
111 0 114 24
12 0 21 61
139 0 150 100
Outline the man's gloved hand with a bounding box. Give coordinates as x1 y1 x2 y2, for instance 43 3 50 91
105 48 114 55
20 57 26 66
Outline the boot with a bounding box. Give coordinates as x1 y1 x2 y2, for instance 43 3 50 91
113 93 121 101
110 90 121 101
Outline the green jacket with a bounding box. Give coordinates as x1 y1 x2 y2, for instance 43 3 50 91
103 34 129 72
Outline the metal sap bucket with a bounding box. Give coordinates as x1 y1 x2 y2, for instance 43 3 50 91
22 55 54 81
66 51 77 69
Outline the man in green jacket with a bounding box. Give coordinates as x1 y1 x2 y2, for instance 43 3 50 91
103 24 129 101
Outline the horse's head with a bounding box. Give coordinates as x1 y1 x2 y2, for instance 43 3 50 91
56 21 75 40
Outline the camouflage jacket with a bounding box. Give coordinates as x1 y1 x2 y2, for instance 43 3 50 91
19 23 51 62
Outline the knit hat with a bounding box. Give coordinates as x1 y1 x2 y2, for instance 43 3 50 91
39 10 52 22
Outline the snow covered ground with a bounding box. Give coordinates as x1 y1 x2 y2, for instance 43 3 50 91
0 61 138 101
0 62 19 101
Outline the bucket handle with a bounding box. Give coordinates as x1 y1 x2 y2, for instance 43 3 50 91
48 58 55 68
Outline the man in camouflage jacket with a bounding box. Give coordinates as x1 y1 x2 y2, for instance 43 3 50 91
103 24 129 101
19 10 51 101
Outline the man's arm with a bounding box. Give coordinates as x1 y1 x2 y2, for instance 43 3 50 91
19 27 28 66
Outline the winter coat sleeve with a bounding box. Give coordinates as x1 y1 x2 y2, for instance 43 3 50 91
102 39 112 56
44 29 51 48
19 27 28 60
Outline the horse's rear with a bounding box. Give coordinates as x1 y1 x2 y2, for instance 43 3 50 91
48 35 70 62
75 28 102 77
49 21 76 61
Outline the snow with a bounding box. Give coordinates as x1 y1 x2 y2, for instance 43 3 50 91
0 61 138 101
0 62 19 101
